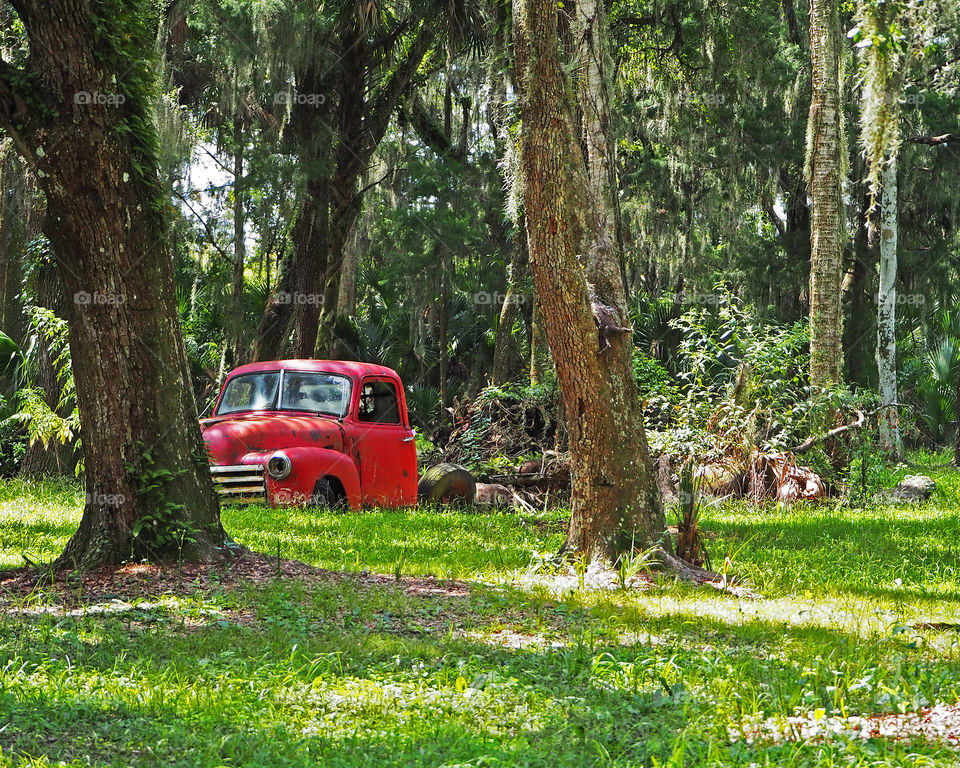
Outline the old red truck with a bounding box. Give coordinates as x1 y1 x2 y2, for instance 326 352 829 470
201 360 419 509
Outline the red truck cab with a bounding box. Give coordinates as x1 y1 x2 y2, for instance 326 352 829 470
201 360 417 509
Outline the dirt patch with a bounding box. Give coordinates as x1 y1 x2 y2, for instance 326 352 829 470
0 549 473 608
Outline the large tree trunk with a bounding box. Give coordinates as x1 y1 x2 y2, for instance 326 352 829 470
288 21 433 359
0 0 223 569
876 159 902 457
514 0 664 562
252 258 294 361
574 0 624 287
806 0 845 387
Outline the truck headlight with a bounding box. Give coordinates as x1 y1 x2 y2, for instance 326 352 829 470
266 451 292 480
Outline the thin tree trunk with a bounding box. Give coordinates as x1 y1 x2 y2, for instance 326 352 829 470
230 115 245 365
515 0 664 562
492 240 527 385
529 302 545 385
876 158 901 457
806 0 845 387
844 185 874 386
291 184 328 358
0 142 29 348
438 245 449 413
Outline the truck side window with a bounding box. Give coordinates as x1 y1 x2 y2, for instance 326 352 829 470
358 381 400 424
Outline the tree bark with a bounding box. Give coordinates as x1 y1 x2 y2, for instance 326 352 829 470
876 159 902 457
0 0 223 568
806 0 845 387
0 141 30 348
291 183 328 358
229 115 246 366
492 239 527 385
574 0 625 297
514 0 664 563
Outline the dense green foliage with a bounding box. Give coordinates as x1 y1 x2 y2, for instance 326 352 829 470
0 0 957 469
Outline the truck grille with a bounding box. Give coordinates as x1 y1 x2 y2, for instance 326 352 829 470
210 464 267 504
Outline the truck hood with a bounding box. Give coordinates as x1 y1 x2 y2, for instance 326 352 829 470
201 412 345 465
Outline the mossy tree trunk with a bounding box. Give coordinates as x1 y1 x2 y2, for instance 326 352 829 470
0 0 224 569
806 0 845 387
514 0 664 563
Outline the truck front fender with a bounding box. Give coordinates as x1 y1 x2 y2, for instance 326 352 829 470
243 447 361 510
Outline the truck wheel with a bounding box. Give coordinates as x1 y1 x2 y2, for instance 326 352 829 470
309 477 346 509
417 463 476 505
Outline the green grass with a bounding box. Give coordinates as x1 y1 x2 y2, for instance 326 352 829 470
222 502 568 578
2 456 960 766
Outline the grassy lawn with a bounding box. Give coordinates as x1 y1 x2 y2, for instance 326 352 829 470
1 457 960 766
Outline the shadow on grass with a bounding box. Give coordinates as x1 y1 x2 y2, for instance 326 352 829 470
4 574 960 767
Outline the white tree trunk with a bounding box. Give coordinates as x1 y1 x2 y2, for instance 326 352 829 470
876 157 902 457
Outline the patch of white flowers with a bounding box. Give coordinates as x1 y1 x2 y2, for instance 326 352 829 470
732 703 960 747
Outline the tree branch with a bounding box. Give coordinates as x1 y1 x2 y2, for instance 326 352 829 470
402 95 484 181
791 410 866 453
172 188 233 265
904 133 960 146
363 22 436 157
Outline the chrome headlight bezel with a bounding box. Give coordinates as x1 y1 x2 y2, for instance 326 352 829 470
265 451 293 480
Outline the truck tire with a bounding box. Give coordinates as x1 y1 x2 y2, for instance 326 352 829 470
417 463 476 505
309 477 346 509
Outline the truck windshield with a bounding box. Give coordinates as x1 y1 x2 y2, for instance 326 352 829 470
280 371 351 416
216 371 351 417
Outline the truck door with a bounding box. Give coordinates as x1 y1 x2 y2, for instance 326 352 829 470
353 377 417 506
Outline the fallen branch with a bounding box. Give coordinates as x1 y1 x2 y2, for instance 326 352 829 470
791 410 865 453
904 133 960 146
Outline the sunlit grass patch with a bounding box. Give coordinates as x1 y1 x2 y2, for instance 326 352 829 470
0 478 82 568
222 502 567 578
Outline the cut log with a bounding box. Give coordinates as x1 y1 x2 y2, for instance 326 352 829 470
417 463 476 504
